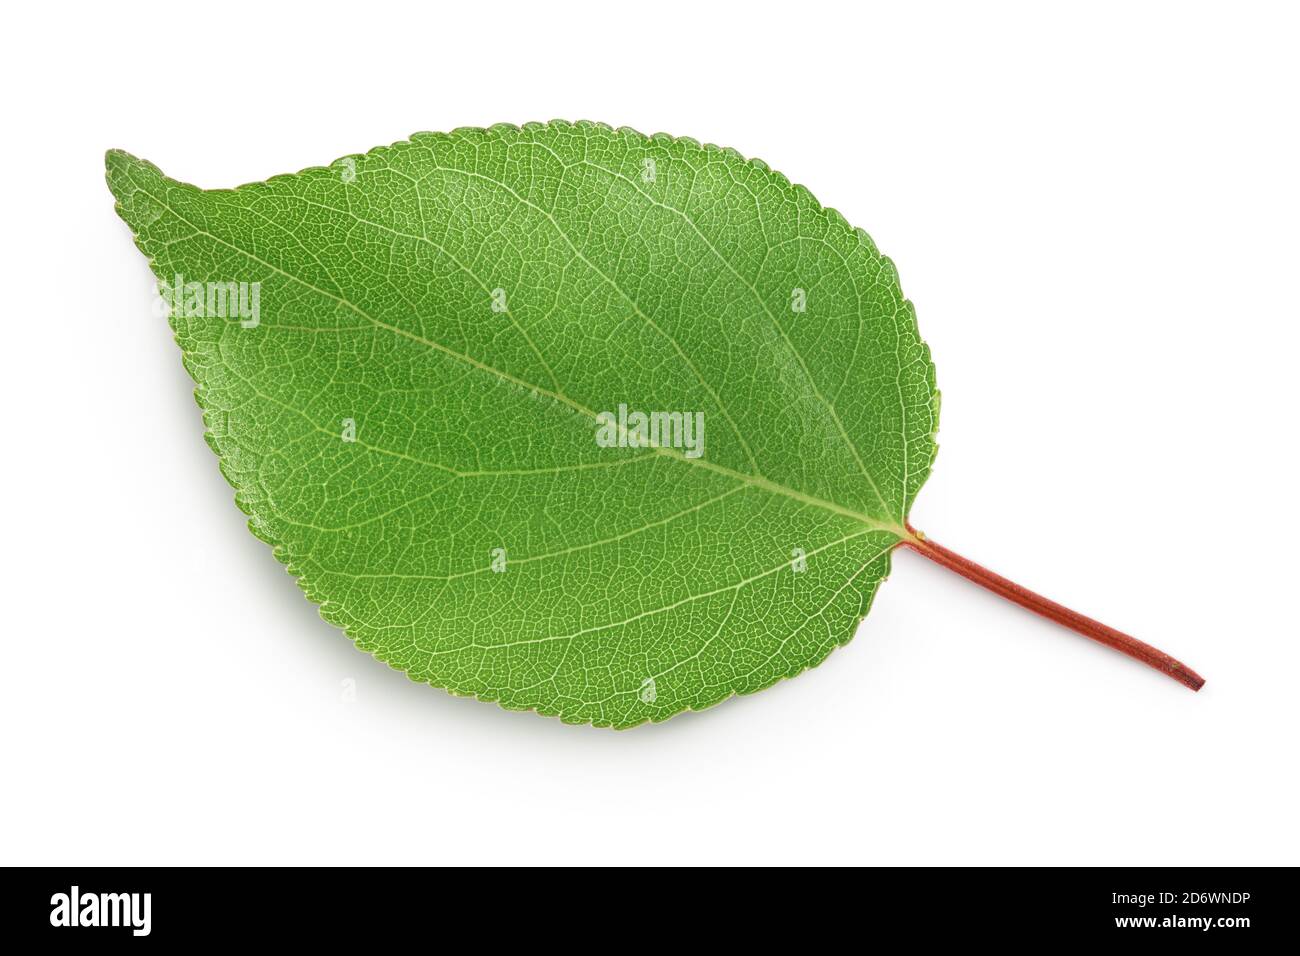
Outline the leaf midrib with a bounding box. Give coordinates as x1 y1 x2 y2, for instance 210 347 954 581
130 179 908 540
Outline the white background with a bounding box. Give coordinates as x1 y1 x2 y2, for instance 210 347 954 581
2 1 1297 866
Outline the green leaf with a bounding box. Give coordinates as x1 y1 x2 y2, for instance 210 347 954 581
106 121 939 728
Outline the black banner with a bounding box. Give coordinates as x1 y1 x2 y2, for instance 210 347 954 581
3 867 1289 943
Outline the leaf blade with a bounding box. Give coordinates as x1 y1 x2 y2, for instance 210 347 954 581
106 122 939 727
